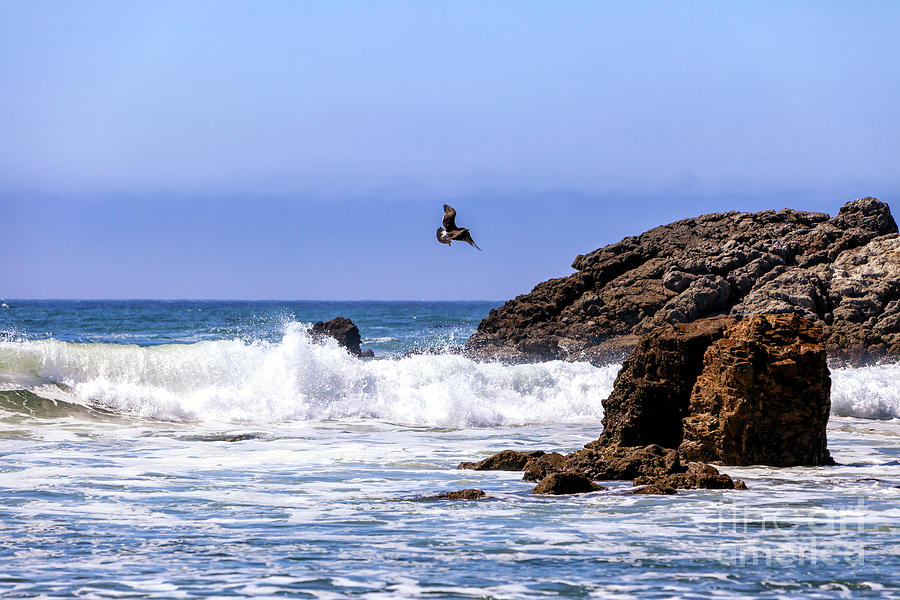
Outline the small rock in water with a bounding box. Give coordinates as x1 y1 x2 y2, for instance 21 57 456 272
531 472 604 495
359 348 375 358
419 489 486 501
631 483 678 495
457 449 545 471
309 317 363 356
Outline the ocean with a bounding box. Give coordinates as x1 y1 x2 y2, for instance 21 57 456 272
0 300 898 599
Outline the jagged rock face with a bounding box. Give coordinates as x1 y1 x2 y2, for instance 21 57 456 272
466 197 898 365
595 316 734 448
679 314 832 466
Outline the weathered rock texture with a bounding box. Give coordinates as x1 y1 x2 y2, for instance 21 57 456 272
596 316 734 448
597 313 832 466
309 317 363 356
679 314 832 466
467 197 899 365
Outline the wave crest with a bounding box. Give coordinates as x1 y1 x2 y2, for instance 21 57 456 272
0 323 617 426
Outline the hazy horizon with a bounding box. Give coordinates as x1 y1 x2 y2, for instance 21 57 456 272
3 2 899 299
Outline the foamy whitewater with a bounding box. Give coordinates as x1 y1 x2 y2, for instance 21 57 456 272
1 301 898 599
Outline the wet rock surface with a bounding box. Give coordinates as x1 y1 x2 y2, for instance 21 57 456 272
309 317 364 356
531 472 604 495
457 450 545 471
565 444 682 481
634 462 745 490
466 197 899 365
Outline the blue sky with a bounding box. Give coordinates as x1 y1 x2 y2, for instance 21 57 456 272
2 1 899 299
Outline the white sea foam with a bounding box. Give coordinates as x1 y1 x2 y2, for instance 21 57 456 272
831 363 900 420
3 324 899 425
0 323 618 426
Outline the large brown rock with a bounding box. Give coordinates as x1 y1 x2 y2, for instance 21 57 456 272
679 314 833 466
596 316 734 448
467 197 898 365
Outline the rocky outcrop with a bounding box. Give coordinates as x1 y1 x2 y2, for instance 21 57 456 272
596 313 832 466
467 197 899 365
309 317 367 357
679 314 832 466
531 472 604 495
595 316 734 448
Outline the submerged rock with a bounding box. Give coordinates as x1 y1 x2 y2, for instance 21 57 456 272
531 472 604 495
466 197 899 365
631 482 678 495
419 489 486 501
457 449 545 471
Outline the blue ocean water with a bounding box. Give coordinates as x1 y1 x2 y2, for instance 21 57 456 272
0 301 899 599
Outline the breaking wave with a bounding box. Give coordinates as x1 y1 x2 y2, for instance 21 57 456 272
2 322 898 425
0 323 617 426
831 363 900 420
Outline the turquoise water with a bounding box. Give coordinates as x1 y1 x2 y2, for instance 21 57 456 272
1 301 899 599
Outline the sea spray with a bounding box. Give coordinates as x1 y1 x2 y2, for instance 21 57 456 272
3 322 900 424
0 323 617 426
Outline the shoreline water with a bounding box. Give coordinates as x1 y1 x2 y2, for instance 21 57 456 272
1 301 899 598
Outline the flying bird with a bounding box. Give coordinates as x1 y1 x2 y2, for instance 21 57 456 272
436 204 481 250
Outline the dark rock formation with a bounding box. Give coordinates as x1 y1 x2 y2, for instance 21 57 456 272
595 313 832 466
466 197 899 365
634 462 745 490
565 444 682 480
419 488 486 501
679 314 833 466
457 450 545 471
522 452 567 481
359 349 375 358
596 316 734 448
531 472 604 495
310 317 363 356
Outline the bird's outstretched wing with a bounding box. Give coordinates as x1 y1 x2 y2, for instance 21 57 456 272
442 204 458 231
451 229 482 251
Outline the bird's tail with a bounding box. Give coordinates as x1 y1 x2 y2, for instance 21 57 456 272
470 239 482 251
